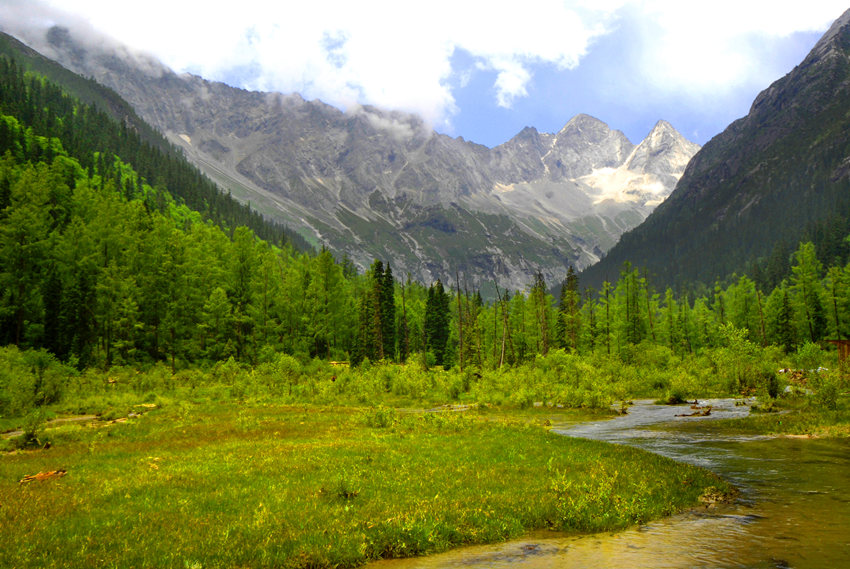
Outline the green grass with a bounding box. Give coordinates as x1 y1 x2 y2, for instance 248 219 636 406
0 403 728 569
664 395 850 438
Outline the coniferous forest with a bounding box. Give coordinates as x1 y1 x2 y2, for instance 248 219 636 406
1 51 849 407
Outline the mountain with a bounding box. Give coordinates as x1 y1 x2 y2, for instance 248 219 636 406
0 31 309 250
4 24 699 290
581 8 850 292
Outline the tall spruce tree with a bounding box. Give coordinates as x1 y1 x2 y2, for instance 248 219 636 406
424 279 450 366
557 266 580 352
381 263 396 361
791 242 827 343
777 289 797 353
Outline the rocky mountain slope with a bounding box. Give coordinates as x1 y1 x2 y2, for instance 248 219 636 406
581 8 850 291
5 24 698 290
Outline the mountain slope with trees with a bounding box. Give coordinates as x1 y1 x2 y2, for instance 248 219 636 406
3 15 850 394
2 25 698 291
0 31 308 249
581 8 850 293
3 47 849 433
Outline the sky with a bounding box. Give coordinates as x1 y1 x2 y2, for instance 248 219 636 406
2 1 848 147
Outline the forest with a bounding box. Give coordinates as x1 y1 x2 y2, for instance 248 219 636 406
1 49 848 422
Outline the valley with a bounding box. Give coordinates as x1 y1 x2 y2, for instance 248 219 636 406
7 24 698 289
1 5 850 569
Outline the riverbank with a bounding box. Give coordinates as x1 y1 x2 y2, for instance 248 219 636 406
0 403 729 569
363 398 850 569
663 395 850 438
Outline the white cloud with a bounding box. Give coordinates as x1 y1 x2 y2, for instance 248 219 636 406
621 0 849 98
489 58 532 108
2 0 847 132
8 0 614 129
350 105 423 142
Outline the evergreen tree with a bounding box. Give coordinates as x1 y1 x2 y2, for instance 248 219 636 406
826 265 849 340
616 263 646 346
424 279 450 366
529 271 551 355
557 266 580 352
580 286 598 351
381 264 396 361
662 287 678 351
777 289 797 353
791 242 827 342
0 162 54 346
397 275 412 362
352 285 378 365
353 260 395 363
599 280 613 355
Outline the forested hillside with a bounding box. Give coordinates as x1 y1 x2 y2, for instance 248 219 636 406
580 11 850 294
2 44 850 391
0 31 167 152
0 37 308 248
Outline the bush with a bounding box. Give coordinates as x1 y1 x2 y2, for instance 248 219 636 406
0 346 76 416
813 382 839 410
11 409 50 450
759 370 782 400
795 342 825 371
811 374 840 410
361 406 398 428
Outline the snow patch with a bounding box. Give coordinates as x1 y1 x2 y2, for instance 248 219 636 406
493 182 516 194
579 167 668 206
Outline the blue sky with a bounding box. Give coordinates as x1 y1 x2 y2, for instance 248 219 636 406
447 24 828 146
4 1 847 147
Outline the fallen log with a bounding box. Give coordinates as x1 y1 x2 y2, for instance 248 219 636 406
676 406 712 418
19 469 67 484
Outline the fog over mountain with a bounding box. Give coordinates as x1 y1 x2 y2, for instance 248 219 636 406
4 21 699 290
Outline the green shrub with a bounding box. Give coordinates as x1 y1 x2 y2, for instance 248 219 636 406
11 409 50 450
0 346 76 416
795 342 825 371
812 378 839 411
362 406 398 428
759 370 782 400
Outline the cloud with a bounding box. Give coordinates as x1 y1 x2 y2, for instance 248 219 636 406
349 105 424 142
488 58 532 108
620 0 849 99
1 0 847 136
6 0 614 130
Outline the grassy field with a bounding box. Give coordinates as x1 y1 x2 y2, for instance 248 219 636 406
0 403 729 569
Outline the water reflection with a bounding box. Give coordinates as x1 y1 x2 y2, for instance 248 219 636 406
368 399 850 569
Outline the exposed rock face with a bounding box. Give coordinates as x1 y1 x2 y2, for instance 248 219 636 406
581 8 850 290
11 25 699 290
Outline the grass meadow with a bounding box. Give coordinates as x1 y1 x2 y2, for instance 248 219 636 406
1 402 729 569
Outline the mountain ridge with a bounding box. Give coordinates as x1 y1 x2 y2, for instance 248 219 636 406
580 7 850 291
3 22 699 290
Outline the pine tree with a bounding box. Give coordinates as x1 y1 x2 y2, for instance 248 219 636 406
381 264 396 361
557 266 580 352
424 279 450 366
777 289 796 353
352 286 378 365
791 242 827 342
529 271 551 355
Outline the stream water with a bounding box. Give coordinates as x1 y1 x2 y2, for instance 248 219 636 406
369 399 850 569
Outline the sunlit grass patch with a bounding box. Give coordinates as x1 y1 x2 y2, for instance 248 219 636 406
0 403 728 568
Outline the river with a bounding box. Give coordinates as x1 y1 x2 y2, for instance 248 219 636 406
369 399 850 569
